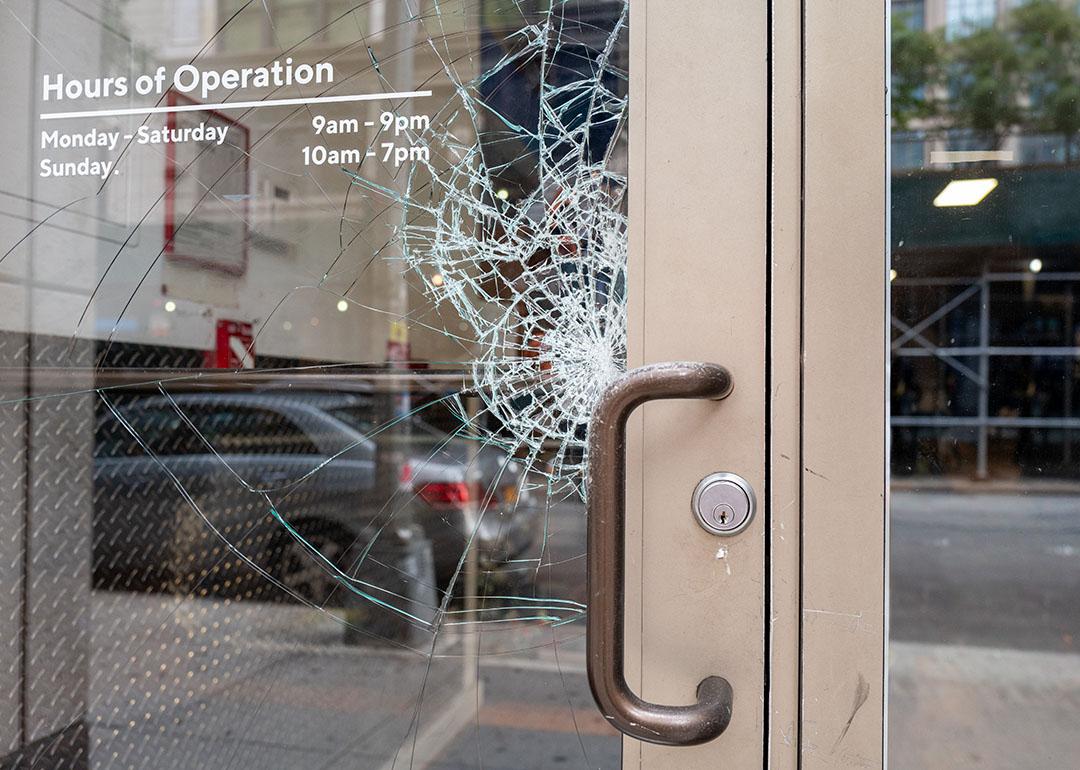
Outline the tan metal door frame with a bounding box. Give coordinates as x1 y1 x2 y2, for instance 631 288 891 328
624 1 886 767
797 2 888 766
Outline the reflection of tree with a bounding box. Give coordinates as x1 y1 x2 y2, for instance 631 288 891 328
948 24 1023 149
1013 0 1080 160
891 0 1080 159
891 14 943 131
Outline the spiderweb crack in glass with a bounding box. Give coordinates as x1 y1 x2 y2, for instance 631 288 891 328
350 3 629 496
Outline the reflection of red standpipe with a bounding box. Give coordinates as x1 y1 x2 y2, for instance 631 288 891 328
385 339 411 369
205 319 254 368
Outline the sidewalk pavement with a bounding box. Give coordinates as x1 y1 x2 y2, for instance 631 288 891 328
889 641 1080 769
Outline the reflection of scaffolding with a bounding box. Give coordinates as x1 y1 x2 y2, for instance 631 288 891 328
892 271 1080 478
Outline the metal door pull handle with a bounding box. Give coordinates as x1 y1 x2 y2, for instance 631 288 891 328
586 362 735 746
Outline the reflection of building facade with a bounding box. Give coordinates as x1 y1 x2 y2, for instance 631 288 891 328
2 0 479 371
891 0 1080 480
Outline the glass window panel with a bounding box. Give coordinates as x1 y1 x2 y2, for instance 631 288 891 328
891 0 1080 766
0 1 627 766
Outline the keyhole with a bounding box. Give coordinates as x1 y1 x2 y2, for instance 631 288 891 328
694 473 755 537
711 503 735 529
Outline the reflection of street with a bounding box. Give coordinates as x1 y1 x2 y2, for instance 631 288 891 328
85 496 623 770
890 491 1080 769
437 642 621 770
432 497 623 768
890 641 1080 770
87 592 472 769
891 491 1079 652
431 497 624 769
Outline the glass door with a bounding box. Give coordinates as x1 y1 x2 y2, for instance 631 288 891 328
0 0 782 767
889 1 1080 767
0 1 645 767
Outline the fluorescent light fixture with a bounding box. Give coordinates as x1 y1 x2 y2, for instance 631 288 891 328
1029 258 1043 273
933 178 998 207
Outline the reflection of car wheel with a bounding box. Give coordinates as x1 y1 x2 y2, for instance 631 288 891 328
275 523 355 607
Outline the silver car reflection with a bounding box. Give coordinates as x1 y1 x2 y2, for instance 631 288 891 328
91 392 542 602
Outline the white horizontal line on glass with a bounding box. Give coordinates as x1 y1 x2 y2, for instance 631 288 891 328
929 149 1014 164
39 90 433 121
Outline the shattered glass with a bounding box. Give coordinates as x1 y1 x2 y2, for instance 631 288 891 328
0 0 627 766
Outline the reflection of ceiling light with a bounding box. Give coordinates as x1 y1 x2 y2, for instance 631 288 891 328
431 273 444 287
337 299 348 312
890 269 898 281
282 321 292 331
496 188 509 200
1029 258 1043 273
164 300 176 313
933 178 998 207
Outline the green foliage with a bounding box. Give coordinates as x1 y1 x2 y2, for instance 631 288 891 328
891 14 944 130
947 24 1024 146
891 0 1080 156
1011 0 1080 153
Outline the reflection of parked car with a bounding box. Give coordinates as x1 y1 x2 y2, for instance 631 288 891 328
324 400 543 588
92 391 541 602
